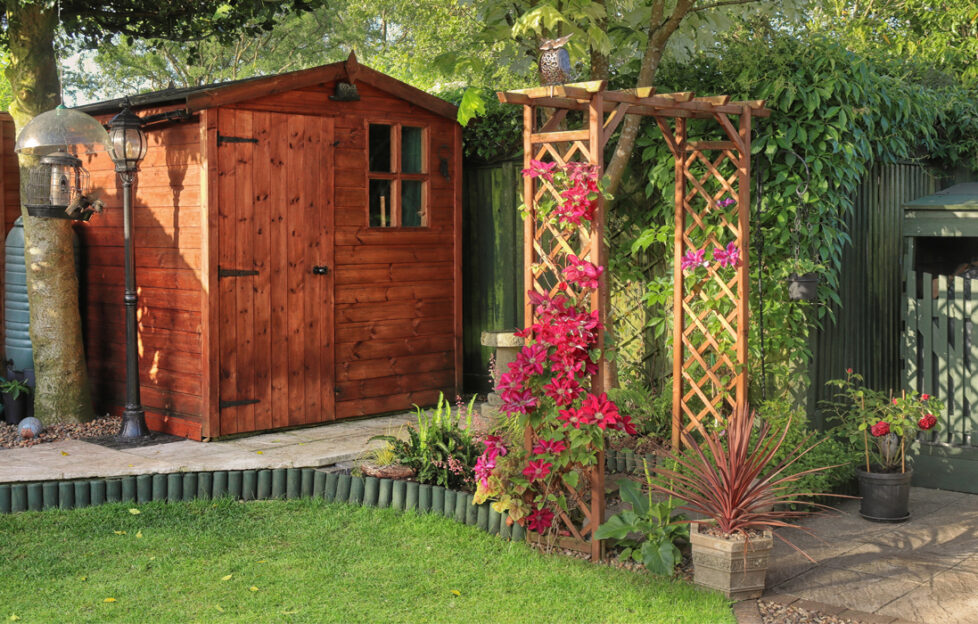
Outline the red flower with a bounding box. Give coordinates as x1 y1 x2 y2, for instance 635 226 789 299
542 375 581 407
577 392 621 430
562 255 604 289
526 507 555 533
531 438 568 455
521 159 557 181
870 421 890 437
891 398 898 405
846 367 853 374
522 459 552 481
921 394 930 400
919 413 937 430
482 435 507 460
557 406 595 429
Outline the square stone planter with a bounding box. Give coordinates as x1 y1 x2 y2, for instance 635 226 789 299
689 523 773 600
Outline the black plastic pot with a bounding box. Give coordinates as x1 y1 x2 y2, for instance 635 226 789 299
857 467 912 522
788 272 819 301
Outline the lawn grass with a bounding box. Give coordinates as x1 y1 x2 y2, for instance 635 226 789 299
0 498 734 623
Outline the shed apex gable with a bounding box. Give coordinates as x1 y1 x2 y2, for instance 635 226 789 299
76 52 459 122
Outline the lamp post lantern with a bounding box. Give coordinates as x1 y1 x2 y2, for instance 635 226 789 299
108 105 149 438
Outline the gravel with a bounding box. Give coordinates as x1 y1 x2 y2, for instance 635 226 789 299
758 600 865 624
0 415 123 449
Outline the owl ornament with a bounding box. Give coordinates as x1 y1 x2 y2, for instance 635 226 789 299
539 34 573 85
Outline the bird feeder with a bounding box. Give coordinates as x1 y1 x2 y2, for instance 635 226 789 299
14 106 110 221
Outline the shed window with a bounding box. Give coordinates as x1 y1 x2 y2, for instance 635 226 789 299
368 123 428 227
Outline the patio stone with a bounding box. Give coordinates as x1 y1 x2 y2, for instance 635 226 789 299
770 566 914 613
876 567 978 624
0 409 428 483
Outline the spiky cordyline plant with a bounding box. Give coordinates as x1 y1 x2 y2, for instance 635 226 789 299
652 407 848 558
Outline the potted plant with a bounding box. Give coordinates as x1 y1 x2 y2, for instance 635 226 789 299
651 407 843 599
783 258 824 301
825 370 942 522
1 377 32 426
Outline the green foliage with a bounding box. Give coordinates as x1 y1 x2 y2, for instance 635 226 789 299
755 397 854 503
0 377 31 400
60 1 493 104
622 26 978 398
371 394 481 490
606 383 671 440
0 50 12 112
595 468 688 576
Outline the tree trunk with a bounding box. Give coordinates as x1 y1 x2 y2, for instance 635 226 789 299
4 3 95 424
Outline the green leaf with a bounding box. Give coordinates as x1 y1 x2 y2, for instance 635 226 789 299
457 87 486 127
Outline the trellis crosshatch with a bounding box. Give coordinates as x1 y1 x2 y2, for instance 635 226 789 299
498 81 767 560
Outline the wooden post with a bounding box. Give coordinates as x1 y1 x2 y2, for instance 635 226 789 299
671 117 687 450
736 108 752 414
587 92 606 561
523 105 536 326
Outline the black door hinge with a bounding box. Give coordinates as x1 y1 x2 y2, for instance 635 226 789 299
218 267 259 278
219 398 260 409
218 133 258 145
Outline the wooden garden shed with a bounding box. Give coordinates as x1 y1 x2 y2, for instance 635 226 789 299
0 55 463 440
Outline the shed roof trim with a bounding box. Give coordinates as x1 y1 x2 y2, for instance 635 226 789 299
76 53 458 121
904 183 978 211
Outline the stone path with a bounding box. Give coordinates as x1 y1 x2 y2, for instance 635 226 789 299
764 487 978 624
0 413 415 483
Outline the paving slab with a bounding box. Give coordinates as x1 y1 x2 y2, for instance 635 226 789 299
877 567 978 624
765 487 977 624
0 410 422 483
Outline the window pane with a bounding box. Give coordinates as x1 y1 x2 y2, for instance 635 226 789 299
401 180 424 227
369 124 391 173
401 126 423 174
369 179 392 227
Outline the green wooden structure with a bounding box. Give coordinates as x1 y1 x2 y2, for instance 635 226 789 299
808 164 938 423
902 183 978 493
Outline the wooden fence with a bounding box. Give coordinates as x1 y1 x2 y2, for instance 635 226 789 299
904 271 978 446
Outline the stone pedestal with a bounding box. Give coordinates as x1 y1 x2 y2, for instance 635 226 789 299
480 330 524 423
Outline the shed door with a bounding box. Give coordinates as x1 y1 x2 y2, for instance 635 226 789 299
217 110 335 435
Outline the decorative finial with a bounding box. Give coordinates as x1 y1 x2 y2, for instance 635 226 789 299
539 34 573 85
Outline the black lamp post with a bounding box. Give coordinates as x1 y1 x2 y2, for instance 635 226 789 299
108 105 149 438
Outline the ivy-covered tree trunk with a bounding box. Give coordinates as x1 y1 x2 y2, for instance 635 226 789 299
4 3 95 424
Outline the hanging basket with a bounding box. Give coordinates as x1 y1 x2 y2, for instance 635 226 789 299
787 272 819 301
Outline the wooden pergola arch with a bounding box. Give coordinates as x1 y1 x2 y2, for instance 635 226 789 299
498 81 768 559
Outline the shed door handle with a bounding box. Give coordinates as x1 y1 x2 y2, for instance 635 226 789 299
312 265 329 275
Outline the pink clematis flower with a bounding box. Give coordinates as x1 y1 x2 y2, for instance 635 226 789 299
522 459 553 481
526 507 555 533
521 159 557 181
531 438 568 455
713 242 741 269
681 249 708 272
562 255 604 289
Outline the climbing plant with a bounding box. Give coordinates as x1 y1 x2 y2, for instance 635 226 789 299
623 27 978 399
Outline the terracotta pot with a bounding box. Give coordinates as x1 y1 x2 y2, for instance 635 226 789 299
689 523 774 599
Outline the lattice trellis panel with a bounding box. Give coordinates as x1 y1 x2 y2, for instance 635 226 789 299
663 116 752 447
519 100 608 562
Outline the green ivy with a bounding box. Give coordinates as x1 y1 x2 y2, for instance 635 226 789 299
618 28 978 399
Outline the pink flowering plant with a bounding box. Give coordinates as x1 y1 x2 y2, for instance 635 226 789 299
476 161 638 533
825 370 943 473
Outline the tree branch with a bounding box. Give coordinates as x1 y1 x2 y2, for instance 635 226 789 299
689 0 765 13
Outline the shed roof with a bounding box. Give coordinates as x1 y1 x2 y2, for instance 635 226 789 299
76 52 458 121
904 183 978 211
